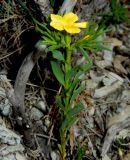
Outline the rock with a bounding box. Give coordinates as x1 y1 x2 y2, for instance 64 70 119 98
0 87 11 116
85 116 95 128
88 106 95 116
1 100 11 116
0 86 6 96
77 135 84 143
30 107 44 121
0 125 22 145
113 55 128 74
1 154 16 160
0 125 25 159
102 155 111 160
82 79 98 91
44 117 51 127
15 153 26 160
0 152 26 160
93 81 123 98
103 71 124 86
36 100 47 112
116 129 130 139
43 125 47 133
90 70 105 83
110 37 123 47
107 105 130 127
82 98 95 116
33 0 53 18
95 60 112 69
50 151 59 160
121 90 130 102
103 44 114 62
1 145 25 156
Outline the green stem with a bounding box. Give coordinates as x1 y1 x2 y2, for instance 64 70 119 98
59 34 73 159
64 46 72 111
65 47 71 88
60 128 67 159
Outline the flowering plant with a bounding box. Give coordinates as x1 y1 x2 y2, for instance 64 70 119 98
36 12 107 159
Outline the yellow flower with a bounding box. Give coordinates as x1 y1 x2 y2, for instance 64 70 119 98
50 12 88 34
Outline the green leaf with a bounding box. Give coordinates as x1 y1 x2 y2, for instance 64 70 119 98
52 50 65 61
70 85 85 104
74 145 86 160
51 61 65 86
50 0 55 7
56 96 65 111
35 21 51 33
42 32 55 41
67 102 84 117
64 69 72 89
79 47 93 71
41 40 57 45
61 116 76 131
36 26 54 41
42 37 56 45
53 31 61 41
111 0 117 9
47 44 62 51
68 71 83 96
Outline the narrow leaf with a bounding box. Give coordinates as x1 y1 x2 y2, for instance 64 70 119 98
47 44 62 51
67 102 84 117
61 116 76 131
79 47 93 71
56 96 65 111
67 71 83 97
52 50 65 61
51 61 65 86
70 85 85 104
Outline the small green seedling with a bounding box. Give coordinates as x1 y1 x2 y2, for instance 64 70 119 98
99 0 129 26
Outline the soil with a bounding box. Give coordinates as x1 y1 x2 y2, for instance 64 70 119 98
0 0 130 160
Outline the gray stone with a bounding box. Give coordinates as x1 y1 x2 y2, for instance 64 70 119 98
36 100 46 112
30 107 44 121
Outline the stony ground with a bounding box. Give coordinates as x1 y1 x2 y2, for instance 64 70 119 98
0 0 130 160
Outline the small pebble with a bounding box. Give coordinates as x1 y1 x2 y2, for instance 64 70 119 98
50 151 59 160
44 117 51 127
36 100 47 112
30 107 43 121
43 126 47 133
78 135 84 142
1 102 11 116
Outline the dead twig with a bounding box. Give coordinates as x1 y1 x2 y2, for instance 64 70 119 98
47 124 54 145
0 14 19 25
34 134 47 160
35 133 57 142
101 117 130 157
0 46 23 61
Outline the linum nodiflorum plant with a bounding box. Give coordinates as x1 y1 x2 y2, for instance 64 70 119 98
36 12 107 159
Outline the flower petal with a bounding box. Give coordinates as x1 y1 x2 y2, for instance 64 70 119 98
50 22 64 31
74 22 88 28
50 14 64 30
51 14 63 23
64 25 80 34
63 12 78 24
